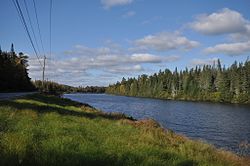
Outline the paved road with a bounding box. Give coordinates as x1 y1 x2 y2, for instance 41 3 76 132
0 92 37 100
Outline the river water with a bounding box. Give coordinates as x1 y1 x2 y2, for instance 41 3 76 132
63 93 250 155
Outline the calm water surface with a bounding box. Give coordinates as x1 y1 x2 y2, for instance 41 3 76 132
63 93 250 155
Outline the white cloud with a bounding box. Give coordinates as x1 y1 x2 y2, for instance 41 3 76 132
131 53 162 63
134 32 199 51
64 45 116 56
106 65 144 73
122 11 136 18
64 45 179 65
131 53 179 63
190 58 219 66
190 8 249 35
190 8 250 40
101 0 133 9
190 8 250 56
204 41 250 56
229 24 250 42
28 45 180 86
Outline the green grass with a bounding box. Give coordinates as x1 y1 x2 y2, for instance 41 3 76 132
0 94 247 166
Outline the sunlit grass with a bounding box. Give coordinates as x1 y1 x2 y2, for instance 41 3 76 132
0 94 246 166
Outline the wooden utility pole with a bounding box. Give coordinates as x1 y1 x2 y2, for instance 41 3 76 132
42 56 46 90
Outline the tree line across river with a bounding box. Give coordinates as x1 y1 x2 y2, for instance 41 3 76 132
106 59 250 104
34 80 106 94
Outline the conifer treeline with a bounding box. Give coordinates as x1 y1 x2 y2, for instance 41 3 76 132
106 59 250 104
0 44 35 92
33 80 106 94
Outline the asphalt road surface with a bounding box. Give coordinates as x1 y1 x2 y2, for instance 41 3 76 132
0 92 37 100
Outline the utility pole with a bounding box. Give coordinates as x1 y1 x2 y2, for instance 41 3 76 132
42 55 46 91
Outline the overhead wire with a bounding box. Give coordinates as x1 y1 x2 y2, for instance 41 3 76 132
23 0 41 57
12 0 43 67
32 0 46 56
49 0 52 60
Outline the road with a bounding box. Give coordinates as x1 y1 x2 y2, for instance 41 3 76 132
0 92 37 100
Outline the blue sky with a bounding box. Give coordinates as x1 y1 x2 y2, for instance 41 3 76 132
1 0 250 86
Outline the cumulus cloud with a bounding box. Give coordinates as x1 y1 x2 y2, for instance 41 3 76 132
190 8 249 35
64 45 179 65
229 24 250 42
134 32 199 51
204 41 250 56
28 45 180 86
106 65 144 73
101 0 133 9
131 53 162 63
64 45 116 56
191 8 250 56
28 56 118 86
130 53 180 63
122 11 136 18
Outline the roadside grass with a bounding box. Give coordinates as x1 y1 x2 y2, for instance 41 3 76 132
0 94 247 166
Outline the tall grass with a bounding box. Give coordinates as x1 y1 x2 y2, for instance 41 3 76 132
0 94 247 166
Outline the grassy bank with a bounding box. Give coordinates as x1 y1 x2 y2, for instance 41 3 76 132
0 94 248 166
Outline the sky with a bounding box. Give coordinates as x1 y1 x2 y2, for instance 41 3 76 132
1 0 250 86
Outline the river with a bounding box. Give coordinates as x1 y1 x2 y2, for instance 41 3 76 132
63 93 250 155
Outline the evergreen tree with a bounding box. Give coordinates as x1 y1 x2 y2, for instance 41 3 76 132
106 59 250 104
10 43 15 54
0 45 35 92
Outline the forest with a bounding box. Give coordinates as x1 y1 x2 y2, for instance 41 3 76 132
0 44 35 92
34 80 106 94
106 59 250 104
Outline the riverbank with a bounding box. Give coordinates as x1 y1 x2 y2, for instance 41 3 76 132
105 93 250 106
0 94 248 166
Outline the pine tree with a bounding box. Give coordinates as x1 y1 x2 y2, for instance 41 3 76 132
0 45 35 92
11 43 14 53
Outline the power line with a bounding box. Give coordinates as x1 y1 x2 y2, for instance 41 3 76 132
13 0 42 66
49 0 52 60
12 0 25 32
23 0 41 57
32 0 47 83
12 0 43 67
32 0 45 56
